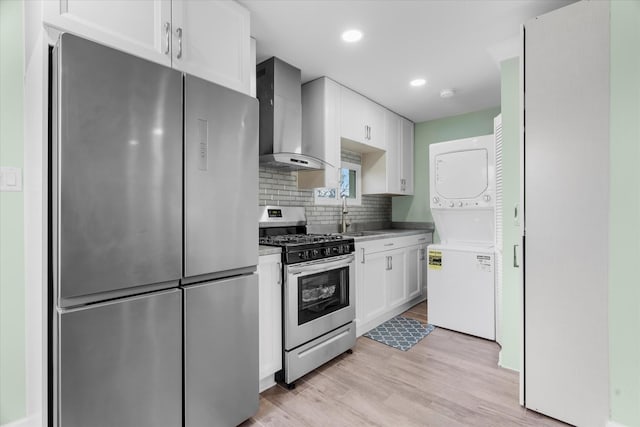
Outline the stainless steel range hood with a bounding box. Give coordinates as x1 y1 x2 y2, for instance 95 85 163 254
257 57 328 171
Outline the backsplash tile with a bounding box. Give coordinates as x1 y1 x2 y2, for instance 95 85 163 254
258 149 392 226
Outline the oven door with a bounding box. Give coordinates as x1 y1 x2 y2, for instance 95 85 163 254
284 254 355 350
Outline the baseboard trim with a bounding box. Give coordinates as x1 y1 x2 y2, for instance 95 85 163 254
497 351 520 373
259 375 276 393
0 414 40 427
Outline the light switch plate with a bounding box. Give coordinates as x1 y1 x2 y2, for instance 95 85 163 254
0 167 23 192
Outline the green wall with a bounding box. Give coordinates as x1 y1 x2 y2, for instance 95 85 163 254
392 106 500 225
0 0 26 423
498 58 520 371
609 1 640 425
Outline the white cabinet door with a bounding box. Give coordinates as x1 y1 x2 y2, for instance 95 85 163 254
419 244 428 299
362 110 409 195
360 251 388 325
385 110 402 194
171 0 251 94
258 254 282 389
366 101 386 150
385 250 406 309
400 118 414 195
340 87 385 150
44 0 172 67
341 87 369 145
405 245 421 300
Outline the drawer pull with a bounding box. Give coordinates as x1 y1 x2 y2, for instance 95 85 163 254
384 243 394 247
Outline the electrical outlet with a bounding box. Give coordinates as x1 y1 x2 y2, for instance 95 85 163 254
0 167 23 192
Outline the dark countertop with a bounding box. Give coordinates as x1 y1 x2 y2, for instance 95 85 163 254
338 228 433 242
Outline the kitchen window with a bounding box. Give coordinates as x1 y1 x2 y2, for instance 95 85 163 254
314 161 361 206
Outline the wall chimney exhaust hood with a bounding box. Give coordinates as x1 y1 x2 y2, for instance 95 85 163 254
257 57 329 171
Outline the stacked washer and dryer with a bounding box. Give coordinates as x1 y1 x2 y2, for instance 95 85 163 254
427 120 501 342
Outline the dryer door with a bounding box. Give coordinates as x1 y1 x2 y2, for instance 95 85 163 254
434 149 488 199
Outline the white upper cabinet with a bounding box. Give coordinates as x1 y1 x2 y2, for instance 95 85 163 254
361 110 414 195
171 0 250 94
385 111 402 194
44 0 251 94
44 0 172 67
340 87 385 150
400 117 414 195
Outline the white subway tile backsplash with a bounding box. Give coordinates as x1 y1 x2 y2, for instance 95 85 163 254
258 149 392 226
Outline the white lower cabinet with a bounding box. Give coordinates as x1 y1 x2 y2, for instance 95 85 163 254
406 243 428 301
385 249 407 310
419 244 428 299
405 245 421 301
258 253 282 392
355 233 431 336
359 251 388 326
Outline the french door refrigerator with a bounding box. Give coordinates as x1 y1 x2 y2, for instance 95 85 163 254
51 34 258 427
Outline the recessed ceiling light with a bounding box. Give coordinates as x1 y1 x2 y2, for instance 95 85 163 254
341 29 363 43
410 78 426 87
440 89 456 98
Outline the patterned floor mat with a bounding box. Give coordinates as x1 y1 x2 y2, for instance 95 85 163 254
363 316 435 351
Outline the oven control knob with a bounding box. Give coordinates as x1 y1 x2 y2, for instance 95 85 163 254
332 246 339 254
324 248 331 256
344 244 351 253
300 250 309 260
312 249 320 257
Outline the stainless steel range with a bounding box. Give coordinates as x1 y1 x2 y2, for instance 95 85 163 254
259 206 356 388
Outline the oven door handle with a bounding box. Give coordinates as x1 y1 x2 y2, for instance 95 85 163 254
287 254 355 275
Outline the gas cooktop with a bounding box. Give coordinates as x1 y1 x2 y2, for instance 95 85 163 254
258 206 355 264
259 233 346 246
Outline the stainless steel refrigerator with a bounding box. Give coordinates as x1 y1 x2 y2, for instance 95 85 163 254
51 33 258 427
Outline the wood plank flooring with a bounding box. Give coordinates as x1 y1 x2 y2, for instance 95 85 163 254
241 302 567 427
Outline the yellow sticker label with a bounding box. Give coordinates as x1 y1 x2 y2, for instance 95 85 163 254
428 250 442 270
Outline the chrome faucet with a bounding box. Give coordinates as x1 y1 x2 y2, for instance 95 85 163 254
341 196 351 233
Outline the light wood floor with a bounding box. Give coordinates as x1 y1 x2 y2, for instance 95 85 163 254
241 302 567 427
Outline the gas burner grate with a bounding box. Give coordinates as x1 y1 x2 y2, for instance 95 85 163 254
259 233 345 246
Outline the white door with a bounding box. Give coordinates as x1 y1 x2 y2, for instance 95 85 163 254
171 0 251 94
44 0 171 67
523 2 609 426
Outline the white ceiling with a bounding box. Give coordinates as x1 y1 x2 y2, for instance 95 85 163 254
240 0 575 123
